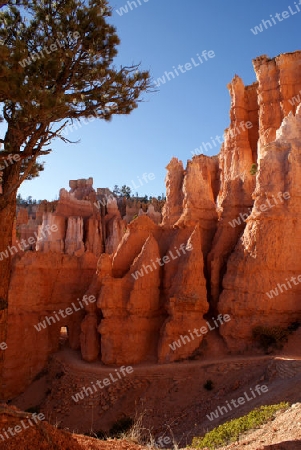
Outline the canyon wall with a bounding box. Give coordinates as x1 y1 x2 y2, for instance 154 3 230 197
82 50 301 365
78 150 221 366
4 179 163 398
4 50 301 400
219 104 301 350
218 51 301 349
4 252 97 399
15 180 163 256
208 75 257 308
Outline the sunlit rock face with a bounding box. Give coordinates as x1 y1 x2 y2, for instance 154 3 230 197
208 75 257 309
219 104 301 351
217 52 301 349
80 152 221 365
4 51 301 400
158 226 209 363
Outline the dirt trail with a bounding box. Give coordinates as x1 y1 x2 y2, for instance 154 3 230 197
11 329 301 449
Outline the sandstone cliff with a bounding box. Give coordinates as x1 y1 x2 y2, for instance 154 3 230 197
4 179 162 398
208 75 257 308
4 50 301 401
217 51 301 349
219 104 301 350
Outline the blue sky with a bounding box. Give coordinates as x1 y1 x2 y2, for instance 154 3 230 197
2 0 301 200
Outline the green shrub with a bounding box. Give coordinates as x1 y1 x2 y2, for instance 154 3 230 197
191 402 289 449
250 163 257 176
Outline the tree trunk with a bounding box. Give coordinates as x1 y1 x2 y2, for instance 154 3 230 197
0 161 19 399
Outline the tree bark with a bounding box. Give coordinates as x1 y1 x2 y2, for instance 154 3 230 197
0 160 19 399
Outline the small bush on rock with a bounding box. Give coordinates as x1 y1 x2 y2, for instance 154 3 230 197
250 163 257 175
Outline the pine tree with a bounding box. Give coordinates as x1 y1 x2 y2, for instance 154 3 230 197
0 0 152 394
113 184 121 196
120 185 131 198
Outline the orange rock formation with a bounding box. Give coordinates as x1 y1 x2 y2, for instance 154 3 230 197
3 50 301 401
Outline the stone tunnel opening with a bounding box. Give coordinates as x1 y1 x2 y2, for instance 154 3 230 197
59 326 69 347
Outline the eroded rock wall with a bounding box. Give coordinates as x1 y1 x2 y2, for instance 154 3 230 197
80 217 209 366
78 51 301 367
219 105 301 350
217 51 301 347
4 252 97 399
161 158 184 227
253 51 301 151
158 225 209 363
208 75 257 308
78 153 220 365
5 50 301 401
